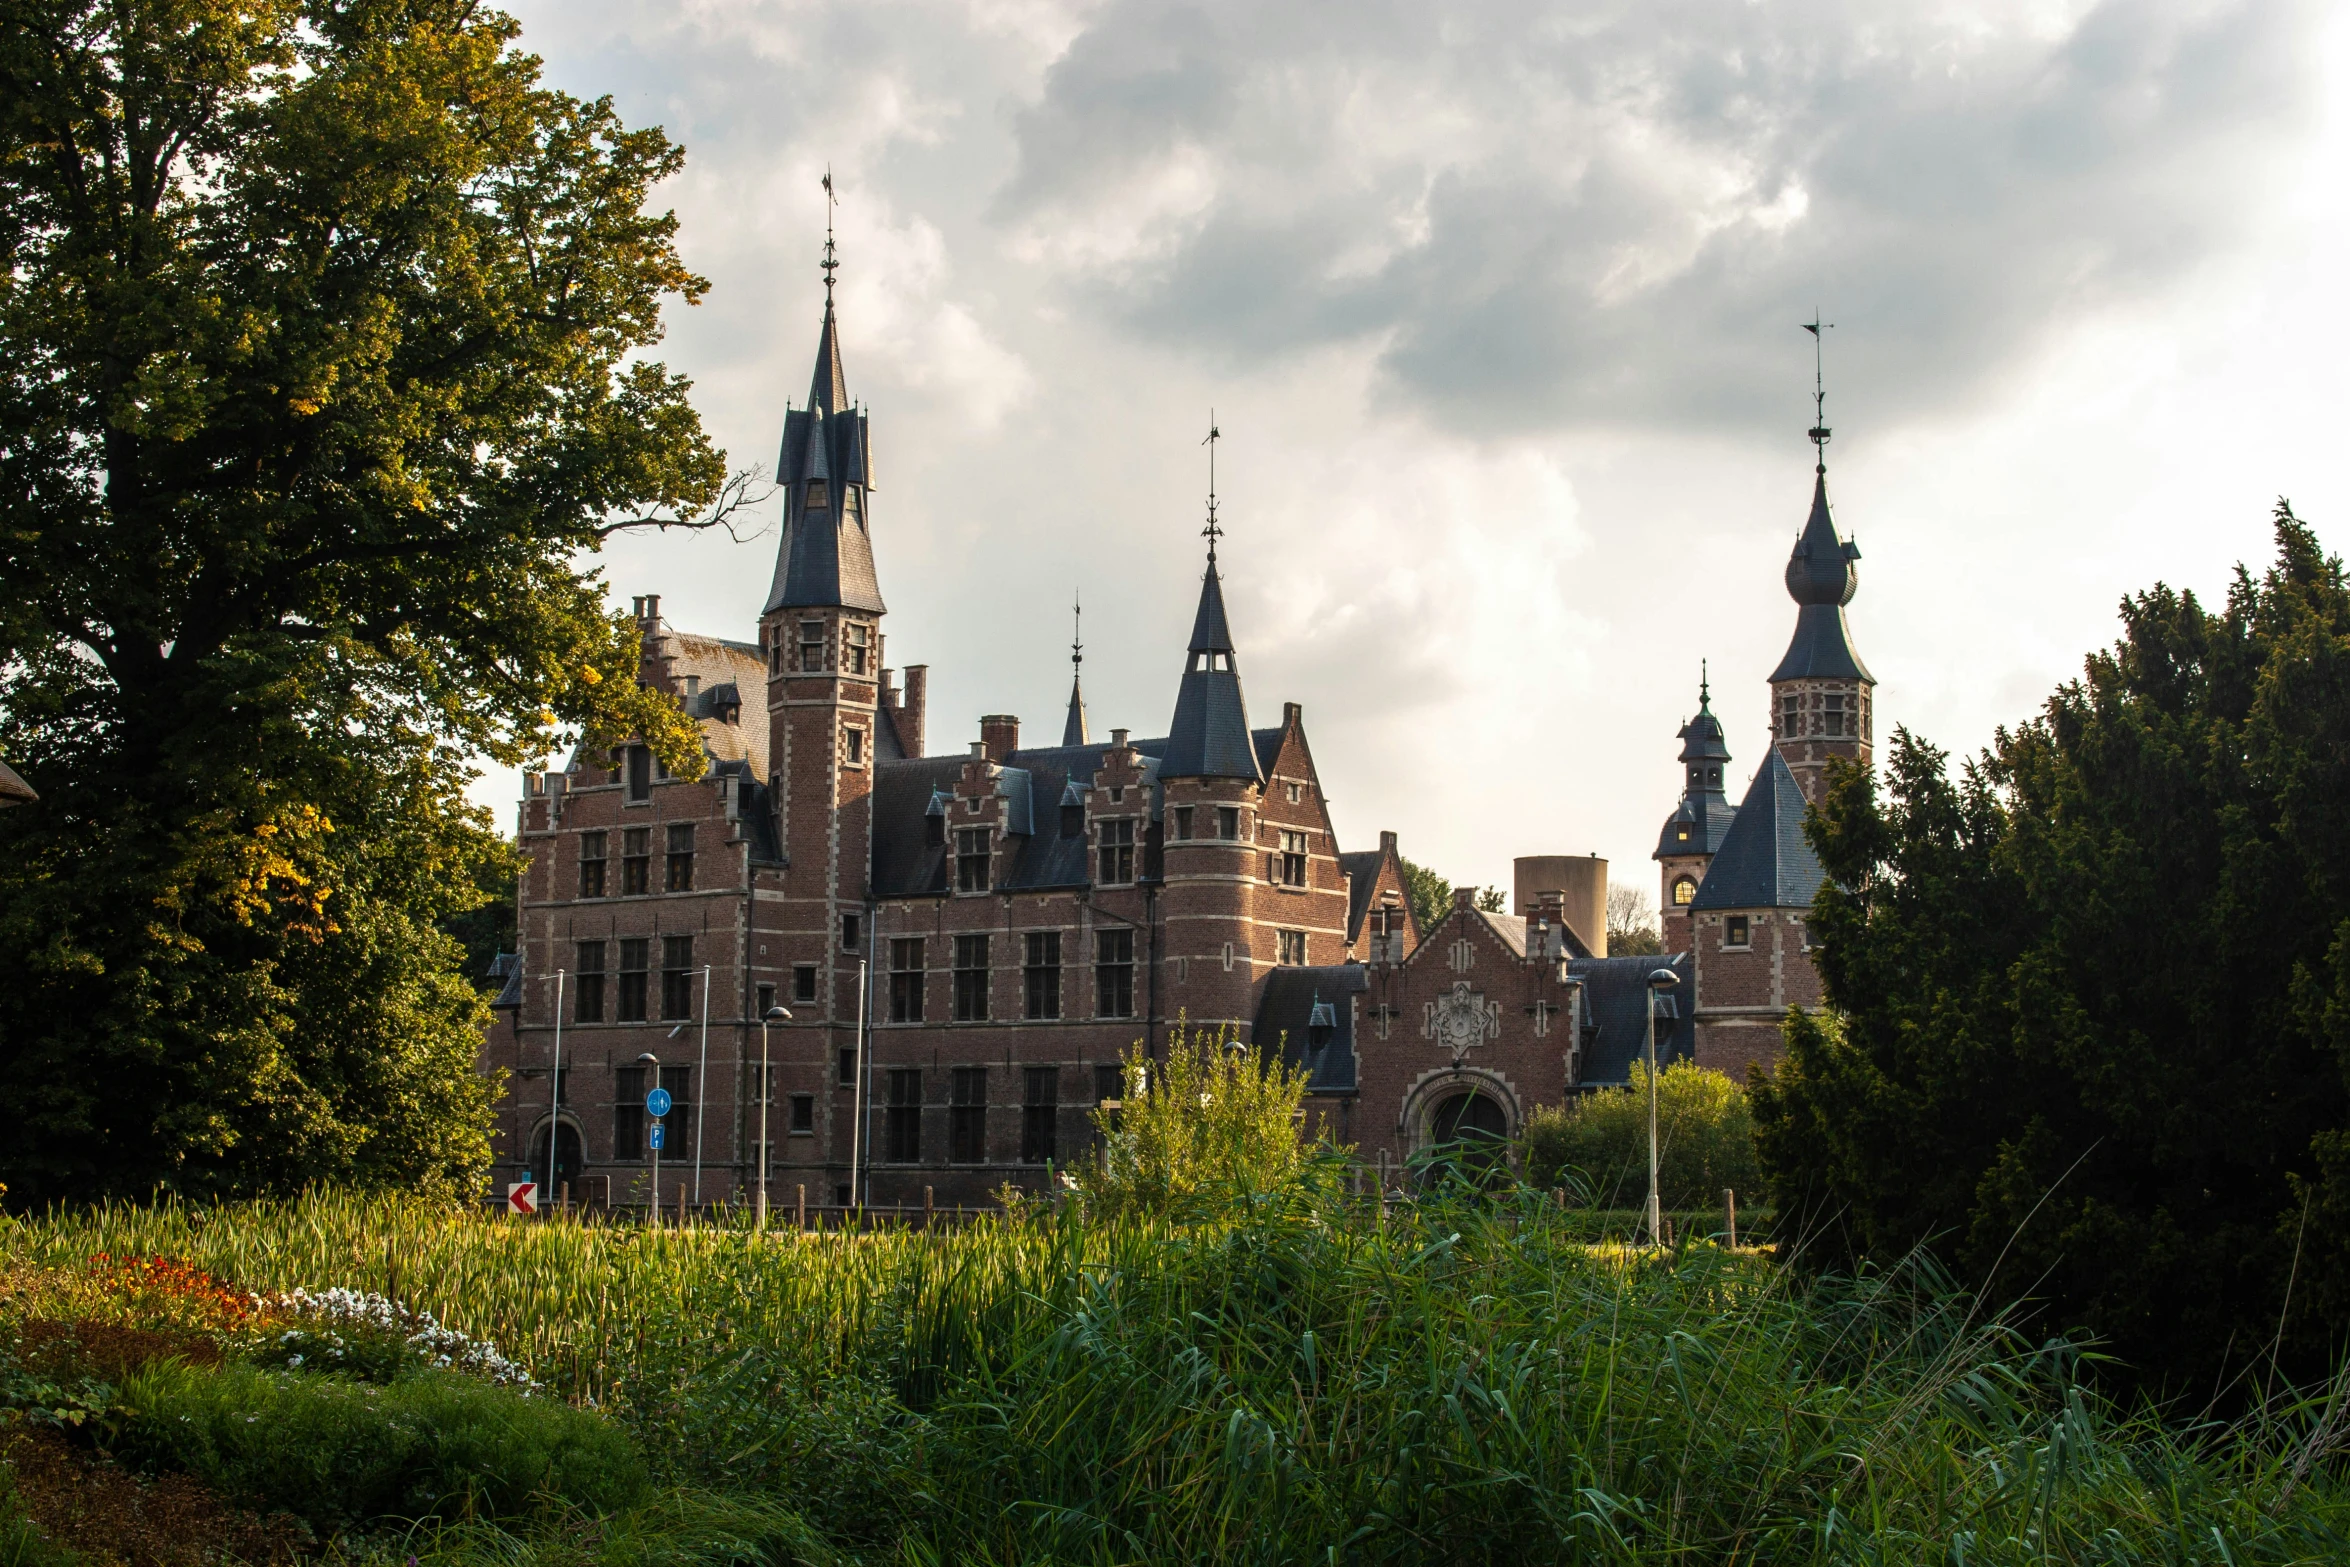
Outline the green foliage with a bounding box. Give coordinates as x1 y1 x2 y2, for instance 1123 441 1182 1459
107 1361 646 1529
1396 855 1453 935
15 1191 2350 1564
1521 1061 1761 1208
1072 1018 1332 1219
1396 857 1502 926
0 1 739 1201
1754 505 2350 1396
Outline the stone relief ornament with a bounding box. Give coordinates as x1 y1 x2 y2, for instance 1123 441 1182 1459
1423 981 1501 1062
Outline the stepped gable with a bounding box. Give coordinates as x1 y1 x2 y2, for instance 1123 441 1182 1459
1689 750 1827 912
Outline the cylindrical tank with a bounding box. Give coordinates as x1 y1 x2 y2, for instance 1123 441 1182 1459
1514 854 1608 958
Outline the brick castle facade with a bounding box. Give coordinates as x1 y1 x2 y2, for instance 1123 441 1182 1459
479 266 1875 1208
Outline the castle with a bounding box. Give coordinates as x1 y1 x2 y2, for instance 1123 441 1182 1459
480 263 1876 1210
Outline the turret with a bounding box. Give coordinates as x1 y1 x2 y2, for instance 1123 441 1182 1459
1655 669 1736 953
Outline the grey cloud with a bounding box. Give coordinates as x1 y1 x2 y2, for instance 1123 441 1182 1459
997 0 2321 437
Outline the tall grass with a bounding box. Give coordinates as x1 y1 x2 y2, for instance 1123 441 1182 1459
7 1191 2347 1564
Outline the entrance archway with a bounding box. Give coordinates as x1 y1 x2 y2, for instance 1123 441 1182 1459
1421 1090 1510 1187
530 1120 585 1198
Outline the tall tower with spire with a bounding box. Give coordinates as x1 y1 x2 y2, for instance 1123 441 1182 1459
1769 322 1874 804
761 189 890 1069
1654 668 1736 954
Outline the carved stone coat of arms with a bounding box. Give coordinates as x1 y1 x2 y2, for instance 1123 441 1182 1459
1423 981 1501 1062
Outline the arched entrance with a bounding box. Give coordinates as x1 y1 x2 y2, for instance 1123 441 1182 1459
530 1119 585 1197
1420 1090 1510 1188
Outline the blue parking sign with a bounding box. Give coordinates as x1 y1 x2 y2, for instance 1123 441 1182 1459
649 1122 665 1150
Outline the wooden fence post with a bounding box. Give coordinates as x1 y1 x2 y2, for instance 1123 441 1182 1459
796 1184 806 1231
924 1186 934 1229
1725 1188 1738 1250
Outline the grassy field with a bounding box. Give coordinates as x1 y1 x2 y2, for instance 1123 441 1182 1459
3 1189 2347 1564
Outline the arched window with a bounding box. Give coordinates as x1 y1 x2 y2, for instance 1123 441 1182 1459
1672 876 1697 906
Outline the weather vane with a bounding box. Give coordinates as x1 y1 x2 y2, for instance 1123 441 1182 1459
1803 315 1833 472
821 168 839 302
1201 413 1222 562
1071 590 1083 672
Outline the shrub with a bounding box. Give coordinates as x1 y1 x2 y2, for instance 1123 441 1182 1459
1072 1016 1334 1218
106 1362 646 1529
1521 1060 1760 1208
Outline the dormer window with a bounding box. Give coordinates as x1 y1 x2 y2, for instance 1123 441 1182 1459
806 479 829 510
842 487 860 524
1675 826 1690 843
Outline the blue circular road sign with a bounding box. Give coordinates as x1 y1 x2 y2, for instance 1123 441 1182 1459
645 1087 673 1118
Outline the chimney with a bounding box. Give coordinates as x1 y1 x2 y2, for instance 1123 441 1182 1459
899 664 928 757
638 593 661 628
1110 727 1130 749
683 673 700 701
1284 701 1302 728
1380 830 1397 856
980 714 1020 763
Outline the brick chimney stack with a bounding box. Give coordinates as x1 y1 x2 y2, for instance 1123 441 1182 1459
898 665 927 757
980 714 1020 763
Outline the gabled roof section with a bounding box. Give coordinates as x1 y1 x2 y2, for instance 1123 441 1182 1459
1569 952 1694 1086
1255 965 1367 1093
1161 562 1261 781
1689 750 1829 912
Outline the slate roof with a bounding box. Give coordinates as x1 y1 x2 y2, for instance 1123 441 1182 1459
1062 673 1088 746
870 726 1288 894
665 632 771 778
1255 964 1369 1094
488 951 522 1010
1689 749 1828 912
1771 471 1871 682
1570 951 1694 1087
766 301 884 615
1161 563 1262 781
1339 850 1385 945
1656 790 1736 860
0 758 34 804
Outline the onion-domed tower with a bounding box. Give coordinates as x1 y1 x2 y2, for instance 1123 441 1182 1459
1655 670 1736 953
1768 341 1873 804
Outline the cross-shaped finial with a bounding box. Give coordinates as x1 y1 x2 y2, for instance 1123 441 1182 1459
820 168 839 301
1699 658 1710 707
1201 413 1222 561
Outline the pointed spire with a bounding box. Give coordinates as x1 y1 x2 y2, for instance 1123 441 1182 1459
765 178 882 615
1062 591 1089 746
1162 420 1260 781
1677 666 1731 765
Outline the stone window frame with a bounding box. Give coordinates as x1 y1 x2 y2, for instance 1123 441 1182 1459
1723 915 1752 949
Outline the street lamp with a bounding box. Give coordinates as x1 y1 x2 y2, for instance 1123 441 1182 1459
758 1005 792 1230
1644 967 1681 1248
634 1050 661 1225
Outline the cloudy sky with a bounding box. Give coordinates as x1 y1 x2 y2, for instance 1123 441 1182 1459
488 0 2349 907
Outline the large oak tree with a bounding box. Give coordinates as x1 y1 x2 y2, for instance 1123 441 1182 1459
0 0 735 1201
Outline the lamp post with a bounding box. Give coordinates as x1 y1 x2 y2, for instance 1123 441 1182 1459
1644 967 1681 1247
635 1050 661 1225
758 1005 792 1229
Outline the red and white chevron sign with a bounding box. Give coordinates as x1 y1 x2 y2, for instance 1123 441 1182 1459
506 1181 538 1215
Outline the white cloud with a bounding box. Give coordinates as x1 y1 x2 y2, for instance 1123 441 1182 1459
476 0 2350 902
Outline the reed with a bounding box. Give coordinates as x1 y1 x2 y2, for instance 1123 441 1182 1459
6 1190 2346 1564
